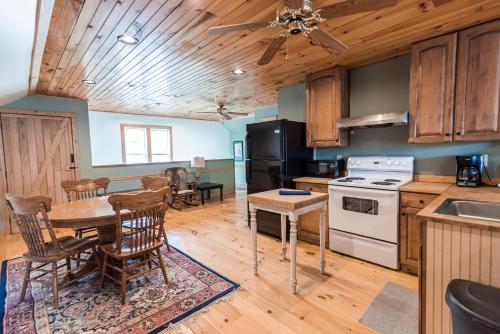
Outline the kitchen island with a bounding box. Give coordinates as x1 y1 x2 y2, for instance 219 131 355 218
417 185 500 334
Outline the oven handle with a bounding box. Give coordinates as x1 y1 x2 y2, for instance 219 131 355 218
329 186 398 198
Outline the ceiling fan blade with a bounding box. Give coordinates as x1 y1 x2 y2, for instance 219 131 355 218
223 114 232 120
208 21 271 35
283 0 303 8
195 111 215 113
227 112 249 116
431 0 454 6
308 29 348 56
319 0 398 20
258 34 288 65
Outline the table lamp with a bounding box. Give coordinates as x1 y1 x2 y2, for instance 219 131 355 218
191 156 205 182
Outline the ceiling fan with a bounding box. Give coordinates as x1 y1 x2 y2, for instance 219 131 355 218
196 102 249 120
208 0 399 65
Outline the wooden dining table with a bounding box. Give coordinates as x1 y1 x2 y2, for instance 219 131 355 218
48 196 129 278
48 195 127 243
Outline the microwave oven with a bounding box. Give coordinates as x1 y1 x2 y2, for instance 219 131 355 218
306 160 345 179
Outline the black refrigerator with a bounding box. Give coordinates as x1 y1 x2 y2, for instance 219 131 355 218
246 119 312 239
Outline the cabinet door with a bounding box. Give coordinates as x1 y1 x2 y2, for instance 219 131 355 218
455 19 500 142
305 66 349 147
408 33 457 143
296 182 328 246
399 206 422 275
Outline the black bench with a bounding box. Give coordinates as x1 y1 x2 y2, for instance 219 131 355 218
196 182 223 205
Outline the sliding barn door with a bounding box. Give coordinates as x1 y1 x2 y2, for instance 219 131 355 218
1 113 78 232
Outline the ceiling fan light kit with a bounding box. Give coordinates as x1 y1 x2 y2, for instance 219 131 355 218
208 0 398 65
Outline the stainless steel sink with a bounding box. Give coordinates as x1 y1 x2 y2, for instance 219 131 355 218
434 199 500 222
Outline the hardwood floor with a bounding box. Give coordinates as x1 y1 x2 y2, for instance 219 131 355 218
1 192 417 333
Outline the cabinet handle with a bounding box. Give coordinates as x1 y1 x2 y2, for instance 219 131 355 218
401 213 406 217
456 132 461 136
419 200 424 204
445 133 450 136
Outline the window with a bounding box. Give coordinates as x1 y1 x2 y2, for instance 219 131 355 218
121 124 172 164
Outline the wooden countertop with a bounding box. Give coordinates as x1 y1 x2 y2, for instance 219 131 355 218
399 182 452 195
293 177 331 185
247 189 329 210
417 185 500 230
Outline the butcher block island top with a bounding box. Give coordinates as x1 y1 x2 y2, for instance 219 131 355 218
247 189 329 210
417 185 500 230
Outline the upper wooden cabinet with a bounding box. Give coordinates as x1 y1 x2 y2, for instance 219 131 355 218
305 66 349 147
455 19 500 142
408 33 457 143
409 19 500 143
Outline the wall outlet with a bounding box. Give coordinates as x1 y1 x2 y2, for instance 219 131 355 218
484 154 489 168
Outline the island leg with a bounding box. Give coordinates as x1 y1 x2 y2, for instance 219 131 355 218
281 214 286 259
250 204 258 275
289 213 298 294
319 202 327 274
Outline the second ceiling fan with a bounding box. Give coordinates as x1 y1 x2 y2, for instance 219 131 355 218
208 0 398 65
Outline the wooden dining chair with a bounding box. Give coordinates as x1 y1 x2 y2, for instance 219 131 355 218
6 194 100 309
165 167 198 209
100 188 170 305
139 176 172 251
61 177 111 239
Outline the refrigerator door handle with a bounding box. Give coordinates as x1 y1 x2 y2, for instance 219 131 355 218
245 134 251 160
245 160 252 185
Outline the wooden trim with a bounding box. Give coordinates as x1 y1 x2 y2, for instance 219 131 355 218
0 116 8 237
0 108 77 119
120 123 173 164
29 0 55 94
108 167 234 182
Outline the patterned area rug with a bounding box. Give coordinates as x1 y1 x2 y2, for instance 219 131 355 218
0 246 239 334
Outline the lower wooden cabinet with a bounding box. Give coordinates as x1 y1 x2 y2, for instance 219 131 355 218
399 192 437 275
296 182 329 246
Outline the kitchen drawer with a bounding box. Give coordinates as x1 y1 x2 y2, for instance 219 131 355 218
296 182 328 193
400 192 437 209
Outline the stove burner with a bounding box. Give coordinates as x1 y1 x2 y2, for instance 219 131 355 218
336 179 351 183
345 177 365 181
372 181 395 186
384 179 401 182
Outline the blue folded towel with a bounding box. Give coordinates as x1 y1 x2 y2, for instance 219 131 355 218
279 189 311 196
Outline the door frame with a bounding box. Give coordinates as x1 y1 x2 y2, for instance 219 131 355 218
0 108 80 236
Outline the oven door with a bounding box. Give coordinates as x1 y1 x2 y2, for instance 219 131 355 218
329 185 399 243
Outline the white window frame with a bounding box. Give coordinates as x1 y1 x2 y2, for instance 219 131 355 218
120 123 173 164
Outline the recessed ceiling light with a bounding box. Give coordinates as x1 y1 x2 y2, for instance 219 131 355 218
233 68 245 75
174 94 183 98
82 79 96 85
117 34 139 45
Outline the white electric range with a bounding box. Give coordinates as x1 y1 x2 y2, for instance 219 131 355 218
328 156 414 269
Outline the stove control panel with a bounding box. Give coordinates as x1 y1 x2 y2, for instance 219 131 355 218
347 156 414 172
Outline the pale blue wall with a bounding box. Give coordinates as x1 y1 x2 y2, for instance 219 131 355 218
277 56 500 177
254 105 278 122
278 83 306 122
89 111 230 165
4 95 235 192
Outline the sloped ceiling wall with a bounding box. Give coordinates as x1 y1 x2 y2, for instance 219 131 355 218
0 1 37 106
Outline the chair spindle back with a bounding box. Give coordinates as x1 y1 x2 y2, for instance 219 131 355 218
141 176 171 191
5 194 60 257
108 188 170 254
61 177 111 201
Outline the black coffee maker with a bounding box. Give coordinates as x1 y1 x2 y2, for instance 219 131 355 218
456 155 483 187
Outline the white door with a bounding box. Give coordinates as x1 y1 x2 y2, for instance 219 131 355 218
329 186 399 243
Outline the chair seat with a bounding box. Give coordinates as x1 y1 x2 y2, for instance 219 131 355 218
101 234 163 258
175 189 195 195
23 236 99 262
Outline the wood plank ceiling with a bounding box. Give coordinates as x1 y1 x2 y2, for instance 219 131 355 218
36 0 500 120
